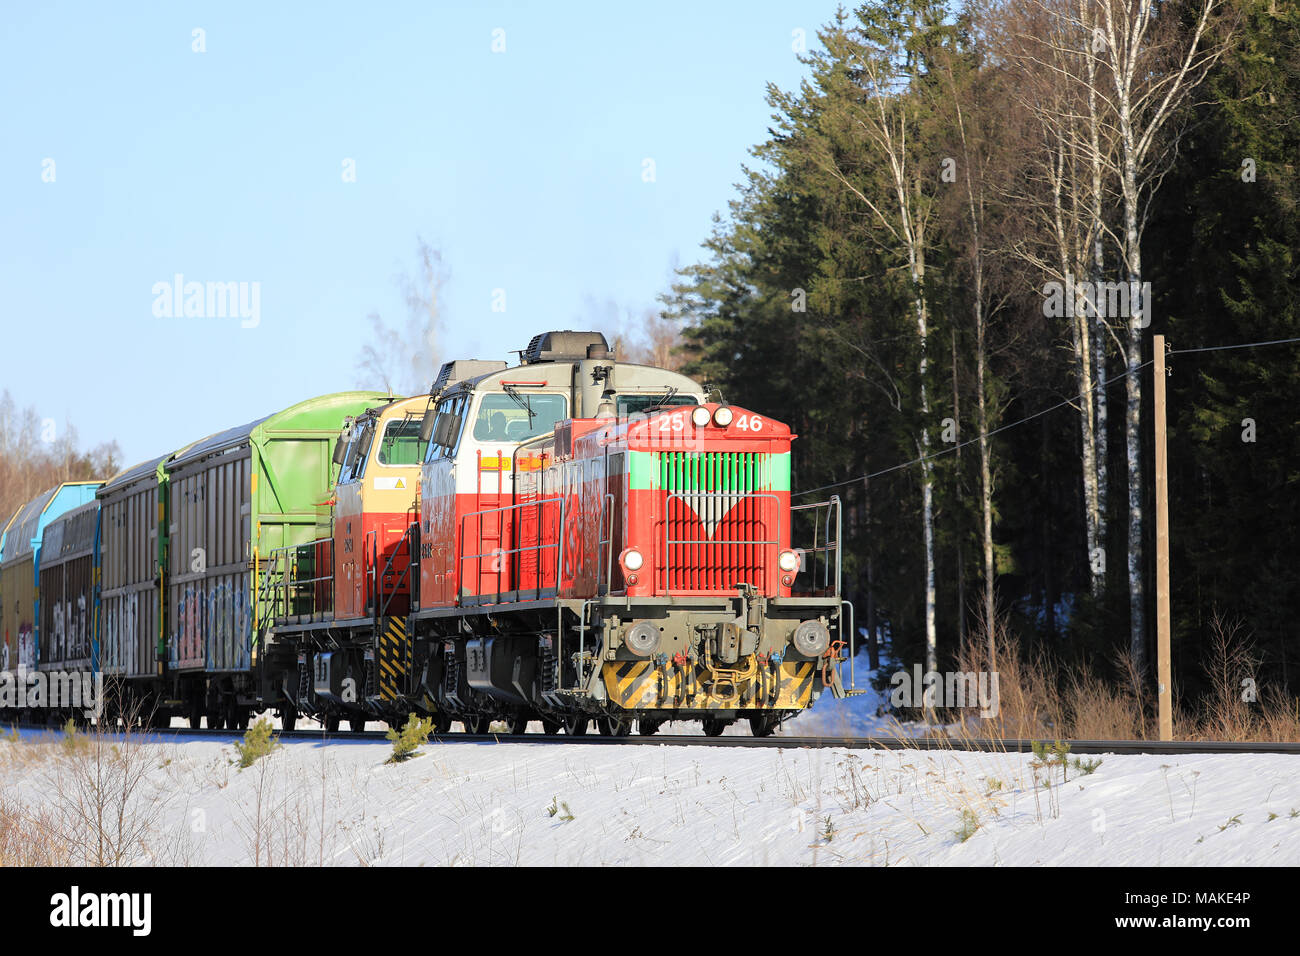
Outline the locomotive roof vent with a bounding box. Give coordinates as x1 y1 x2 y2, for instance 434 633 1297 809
522 330 609 364
432 359 508 393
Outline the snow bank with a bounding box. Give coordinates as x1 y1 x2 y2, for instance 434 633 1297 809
4 730 1297 865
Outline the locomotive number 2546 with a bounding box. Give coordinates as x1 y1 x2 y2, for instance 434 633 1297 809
654 412 765 431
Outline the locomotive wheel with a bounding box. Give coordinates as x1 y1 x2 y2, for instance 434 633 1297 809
223 697 244 732
465 715 492 734
147 704 169 730
281 709 298 732
702 718 728 737
208 710 226 731
95 701 118 732
638 718 664 736
541 717 562 735
188 696 204 729
563 714 589 736
349 714 369 732
749 715 778 738
432 712 452 734
597 715 631 737
324 714 341 734
508 713 530 735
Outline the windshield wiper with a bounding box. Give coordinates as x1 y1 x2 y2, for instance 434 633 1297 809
645 386 678 411
502 384 536 421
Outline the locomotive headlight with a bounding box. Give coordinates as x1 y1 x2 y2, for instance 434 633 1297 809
778 549 800 573
621 548 644 571
712 405 734 427
792 620 830 657
624 621 661 657
691 405 712 427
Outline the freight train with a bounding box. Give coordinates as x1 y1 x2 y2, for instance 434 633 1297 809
0 330 854 736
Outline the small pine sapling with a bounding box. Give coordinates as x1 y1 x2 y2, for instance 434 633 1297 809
233 717 281 769
385 714 434 763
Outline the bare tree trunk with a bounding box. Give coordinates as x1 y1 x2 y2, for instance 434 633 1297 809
1092 294 1109 579
1075 284 1101 593
1041 417 1058 641
903 17 938 686
1108 9 1150 673
1120 134 1147 672
1048 132 1102 596
951 329 967 644
863 477 880 670
944 39 999 669
916 287 937 679
1096 0 1227 673
976 316 995 665
1084 0 1109 580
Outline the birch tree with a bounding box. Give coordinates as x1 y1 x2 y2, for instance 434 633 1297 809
936 0 1017 664
1092 0 1228 671
807 5 951 679
997 0 1115 599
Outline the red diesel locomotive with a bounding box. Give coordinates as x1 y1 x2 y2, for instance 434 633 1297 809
264 330 852 736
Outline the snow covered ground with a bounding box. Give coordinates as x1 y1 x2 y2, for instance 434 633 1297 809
3 729 1298 866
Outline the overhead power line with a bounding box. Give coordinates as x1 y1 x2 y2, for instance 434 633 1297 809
1166 335 1300 356
794 334 1300 497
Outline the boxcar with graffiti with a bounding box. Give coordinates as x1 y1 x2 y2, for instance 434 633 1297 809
0 482 100 689
38 501 99 675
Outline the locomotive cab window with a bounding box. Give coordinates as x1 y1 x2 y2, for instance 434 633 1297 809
339 421 375 482
376 418 427 466
472 393 567 443
425 394 469 461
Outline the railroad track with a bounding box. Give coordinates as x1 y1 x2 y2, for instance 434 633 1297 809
66 726 1300 755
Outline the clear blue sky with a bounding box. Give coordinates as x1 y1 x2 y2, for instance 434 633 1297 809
0 1 836 467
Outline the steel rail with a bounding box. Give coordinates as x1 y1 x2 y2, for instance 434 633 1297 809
59 727 1300 755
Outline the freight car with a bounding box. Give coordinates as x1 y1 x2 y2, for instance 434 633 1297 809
36 501 99 713
0 483 101 695
1 394 382 728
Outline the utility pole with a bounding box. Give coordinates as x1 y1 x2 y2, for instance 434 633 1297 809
1153 335 1173 740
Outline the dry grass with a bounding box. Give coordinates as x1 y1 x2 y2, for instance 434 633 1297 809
944 612 1299 743
1182 617 1300 742
949 617 1064 739
0 697 190 866
0 795 69 865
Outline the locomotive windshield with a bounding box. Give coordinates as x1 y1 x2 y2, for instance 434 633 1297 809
376 418 427 466
472 393 567 442
617 393 699 417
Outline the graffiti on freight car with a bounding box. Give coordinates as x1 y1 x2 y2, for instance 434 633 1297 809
49 595 90 662
51 601 63 661
208 580 252 669
18 625 34 671
171 580 252 669
102 592 139 672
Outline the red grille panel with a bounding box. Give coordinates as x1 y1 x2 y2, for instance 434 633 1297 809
658 452 777 593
